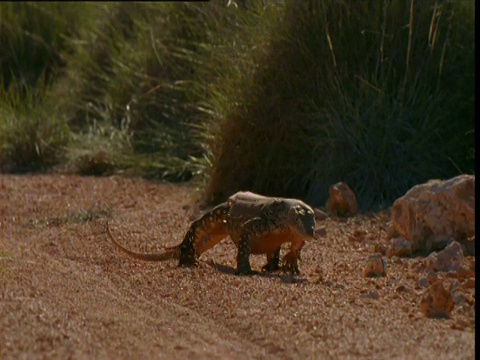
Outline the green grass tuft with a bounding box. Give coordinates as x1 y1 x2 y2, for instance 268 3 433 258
0 76 70 172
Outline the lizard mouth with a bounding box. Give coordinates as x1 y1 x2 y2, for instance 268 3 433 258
292 226 315 240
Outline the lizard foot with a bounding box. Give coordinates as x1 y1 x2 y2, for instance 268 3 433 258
262 262 280 272
235 265 255 276
282 251 300 275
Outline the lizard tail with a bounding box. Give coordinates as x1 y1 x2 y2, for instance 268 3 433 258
106 222 180 261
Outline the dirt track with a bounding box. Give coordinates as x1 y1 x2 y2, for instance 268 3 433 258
1 174 475 359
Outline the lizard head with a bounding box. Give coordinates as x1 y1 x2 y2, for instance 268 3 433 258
287 202 315 239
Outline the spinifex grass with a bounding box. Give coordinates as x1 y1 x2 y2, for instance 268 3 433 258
0 76 70 172
1 2 240 179
48 1 240 180
202 0 474 210
0 2 94 92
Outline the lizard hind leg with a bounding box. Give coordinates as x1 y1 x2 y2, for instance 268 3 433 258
178 202 230 267
178 226 198 267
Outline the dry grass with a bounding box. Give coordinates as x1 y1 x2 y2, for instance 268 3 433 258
1 174 475 359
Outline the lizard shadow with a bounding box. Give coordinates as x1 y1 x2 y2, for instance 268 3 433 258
207 261 307 283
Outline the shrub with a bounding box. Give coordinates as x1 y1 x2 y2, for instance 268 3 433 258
0 79 70 172
203 0 475 210
0 2 92 93
49 1 240 180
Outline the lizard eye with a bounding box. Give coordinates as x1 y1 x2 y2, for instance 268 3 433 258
293 205 305 216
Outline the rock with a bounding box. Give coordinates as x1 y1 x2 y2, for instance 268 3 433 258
418 278 428 288
395 284 411 293
462 278 475 289
348 229 368 242
386 236 413 258
448 280 462 292
451 316 474 330
424 241 465 272
451 290 469 306
364 253 386 277
418 271 438 288
420 281 454 319
325 182 358 217
369 242 387 255
362 290 380 300
454 264 475 281
389 175 475 254
409 258 426 273
466 256 475 272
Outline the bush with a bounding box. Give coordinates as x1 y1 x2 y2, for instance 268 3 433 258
0 79 70 172
48 1 240 180
203 0 475 210
0 2 92 93
0 2 96 171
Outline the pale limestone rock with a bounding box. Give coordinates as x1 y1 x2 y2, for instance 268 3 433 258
386 236 412 258
424 241 464 272
325 182 358 217
420 281 454 319
362 290 380 300
418 271 438 288
453 264 475 281
369 242 387 255
363 253 386 277
389 175 475 254
451 290 468 306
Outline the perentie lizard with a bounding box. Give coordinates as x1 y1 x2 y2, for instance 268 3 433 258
106 191 316 275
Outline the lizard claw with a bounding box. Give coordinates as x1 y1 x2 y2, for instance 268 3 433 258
262 262 280 272
282 262 300 275
281 250 300 275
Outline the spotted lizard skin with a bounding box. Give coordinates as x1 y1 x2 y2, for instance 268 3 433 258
106 191 316 275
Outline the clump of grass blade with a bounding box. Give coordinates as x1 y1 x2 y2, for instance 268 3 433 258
203 0 474 210
0 77 70 172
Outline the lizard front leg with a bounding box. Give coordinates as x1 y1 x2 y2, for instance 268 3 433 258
236 233 254 275
281 239 305 275
281 249 300 274
262 248 281 272
236 217 278 275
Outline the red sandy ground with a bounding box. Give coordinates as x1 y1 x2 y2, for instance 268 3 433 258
0 174 475 359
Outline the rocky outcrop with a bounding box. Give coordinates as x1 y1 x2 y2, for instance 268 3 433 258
386 236 412 258
425 241 465 272
363 253 386 277
388 175 475 254
326 182 358 217
420 281 454 318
